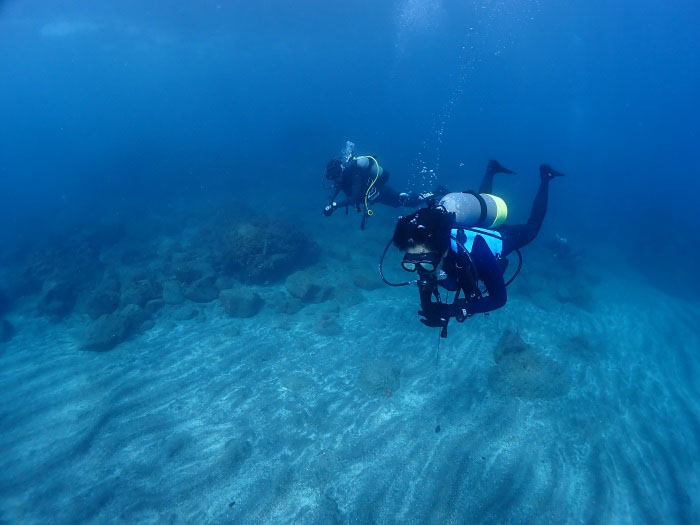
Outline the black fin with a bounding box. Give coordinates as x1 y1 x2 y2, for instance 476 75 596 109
539 164 565 181
487 159 516 175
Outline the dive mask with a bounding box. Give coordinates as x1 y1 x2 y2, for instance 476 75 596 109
401 251 441 273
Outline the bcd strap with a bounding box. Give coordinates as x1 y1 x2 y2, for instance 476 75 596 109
463 190 488 226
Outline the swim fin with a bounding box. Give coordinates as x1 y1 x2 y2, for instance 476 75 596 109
487 160 516 175
540 164 565 181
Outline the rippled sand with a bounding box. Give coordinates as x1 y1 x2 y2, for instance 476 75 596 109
1 237 698 524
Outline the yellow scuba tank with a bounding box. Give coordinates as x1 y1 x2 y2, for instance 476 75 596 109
439 191 508 228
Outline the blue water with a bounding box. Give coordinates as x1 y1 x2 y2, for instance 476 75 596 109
1 1 699 523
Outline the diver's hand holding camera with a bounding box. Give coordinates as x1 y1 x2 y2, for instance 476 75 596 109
419 298 471 327
323 202 337 216
418 302 451 327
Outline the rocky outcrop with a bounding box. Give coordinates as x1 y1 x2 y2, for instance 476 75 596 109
219 288 263 318
82 305 149 352
185 276 219 304
271 292 304 315
38 281 78 318
285 271 333 304
121 277 162 308
488 330 570 399
352 272 381 291
83 276 121 320
170 260 214 285
172 305 198 321
162 280 185 305
220 221 317 283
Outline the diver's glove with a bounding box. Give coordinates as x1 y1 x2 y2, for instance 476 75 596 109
418 302 452 328
323 202 337 216
419 300 472 326
452 299 471 323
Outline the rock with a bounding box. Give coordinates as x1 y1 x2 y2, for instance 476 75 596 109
84 290 120 320
285 271 333 304
488 330 570 399
145 299 165 315
272 292 304 315
352 272 381 291
82 273 121 319
122 278 162 307
171 261 212 285
219 288 263 318
82 305 148 352
493 329 527 362
215 275 236 291
358 359 400 396
173 305 198 321
0 319 15 343
185 276 219 304
38 282 78 318
121 304 149 327
162 280 185 305
82 314 131 351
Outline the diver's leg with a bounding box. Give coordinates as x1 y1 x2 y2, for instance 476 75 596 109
375 185 424 208
527 164 564 229
499 164 564 255
373 185 402 207
478 160 516 194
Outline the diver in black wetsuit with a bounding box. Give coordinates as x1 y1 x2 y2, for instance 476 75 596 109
389 160 564 336
323 154 442 229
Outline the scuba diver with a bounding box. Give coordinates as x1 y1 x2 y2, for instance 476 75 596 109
382 160 564 337
323 141 444 229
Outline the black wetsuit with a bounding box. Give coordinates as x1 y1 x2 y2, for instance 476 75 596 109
422 164 560 326
328 158 421 211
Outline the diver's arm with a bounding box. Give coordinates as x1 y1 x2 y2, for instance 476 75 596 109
323 187 343 216
331 194 353 209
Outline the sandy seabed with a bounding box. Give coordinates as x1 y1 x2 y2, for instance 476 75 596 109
1 212 699 524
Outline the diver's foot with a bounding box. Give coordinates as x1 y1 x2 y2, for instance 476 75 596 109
540 164 565 181
487 159 516 175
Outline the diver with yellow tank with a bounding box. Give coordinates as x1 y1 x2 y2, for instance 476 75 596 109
322 141 447 229
382 161 565 337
